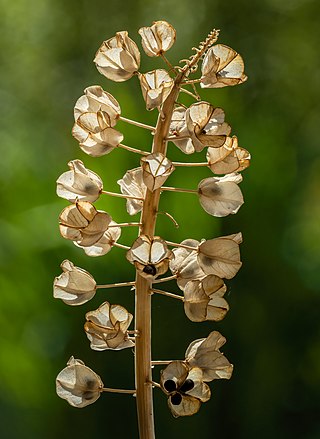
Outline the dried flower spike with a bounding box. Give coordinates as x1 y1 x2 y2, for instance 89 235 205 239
55 21 250 438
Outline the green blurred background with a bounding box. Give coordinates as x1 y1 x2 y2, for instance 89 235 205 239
1 0 320 437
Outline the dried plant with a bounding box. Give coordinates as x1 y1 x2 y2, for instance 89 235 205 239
54 20 250 439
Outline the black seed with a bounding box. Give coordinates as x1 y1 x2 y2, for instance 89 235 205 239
170 393 182 405
163 379 176 392
143 265 157 276
180 379 194 393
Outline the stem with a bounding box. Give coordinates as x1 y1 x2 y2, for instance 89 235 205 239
172 161 208 167
152 274 177 284
101 190 144 201
180 87 200 100
109 222 142 228
151 361 173 366
118 143 150 155
165 135 190 141
96 281 135 289
151 288 184 301
112 242 130 250
165 240 199 251
182 78 201 84
161 186 198 194
157 211 179 228
119 116 155 132
160 53 176 72
134 70 186 439
102 387 136 395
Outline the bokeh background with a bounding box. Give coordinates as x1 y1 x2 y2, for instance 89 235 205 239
1 0 320 438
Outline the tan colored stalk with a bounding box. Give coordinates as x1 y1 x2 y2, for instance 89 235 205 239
134 72 185 439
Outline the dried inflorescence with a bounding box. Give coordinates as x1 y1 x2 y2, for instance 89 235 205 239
54 19 250 437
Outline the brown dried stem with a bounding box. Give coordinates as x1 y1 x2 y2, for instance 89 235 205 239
134 70 186 439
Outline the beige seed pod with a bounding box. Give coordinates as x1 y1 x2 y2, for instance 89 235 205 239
198 173 244 217
186 102 231 151
53 259 97 306
207 136 251 174
76 222 121 257
140 152 175 191
56 159 103 203
185 331 233 382
126 235 173 279
183 275 229 322
169 239 206 290
74 86 121 126
56 357 104 408
197 233 242 279
117 167 147 216
94 31 140 82
59 201 112 247
139 69 174 110
84 301 134 351
201 44 247 88
160 361 210 418
138 20 176 57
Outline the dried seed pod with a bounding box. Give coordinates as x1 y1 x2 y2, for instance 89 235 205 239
198 233 242 279
76 221 121 257
72 90 124 158
198 173 244 217
56 160 103 203
139 69 174 110
59 201 112 247
140 152 174 191
126 235 173 279
207 136 251 174
138 20 176 57
84 301 134 351
185 331 233 381
117 167 147 215
74 86 121 126
160 361 210 417
56 357 103 408
169 239 206 290
94 31 140 82
183 275 229 322
201 44 247 88
169 107 194 154
53 260 97 306
186 102 231 151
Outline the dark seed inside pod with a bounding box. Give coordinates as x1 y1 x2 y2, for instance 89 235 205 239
143 264 157 276
180 378 194 393
201 129 207 135
170 392 182 405
163 379 177 392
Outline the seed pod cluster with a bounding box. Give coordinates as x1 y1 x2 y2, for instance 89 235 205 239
54 20 250 436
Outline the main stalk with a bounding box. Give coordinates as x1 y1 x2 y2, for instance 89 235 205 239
134 72 185 439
